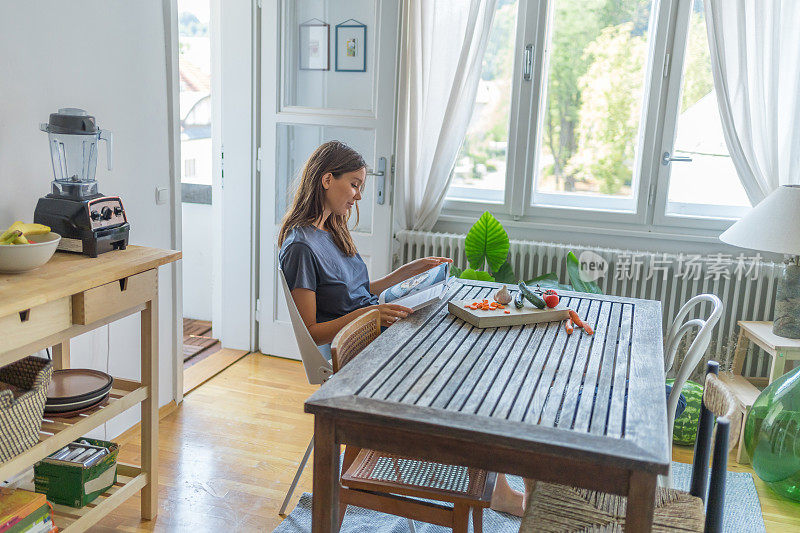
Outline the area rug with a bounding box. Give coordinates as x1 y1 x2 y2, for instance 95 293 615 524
273 463 765 533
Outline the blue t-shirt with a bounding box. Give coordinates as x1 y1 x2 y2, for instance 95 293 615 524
279 226 378 324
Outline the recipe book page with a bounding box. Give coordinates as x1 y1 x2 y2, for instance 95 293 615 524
378 262 451 311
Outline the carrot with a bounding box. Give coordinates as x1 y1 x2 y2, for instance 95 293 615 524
568 310 584 328
565 319 574 334
504 310 510 314
582 323 594 335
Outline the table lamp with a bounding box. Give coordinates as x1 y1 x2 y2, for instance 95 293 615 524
720 184 800 338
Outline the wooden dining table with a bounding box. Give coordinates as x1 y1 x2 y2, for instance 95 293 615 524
305 279 671 532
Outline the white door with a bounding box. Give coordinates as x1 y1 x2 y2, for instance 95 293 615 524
258 0 399 358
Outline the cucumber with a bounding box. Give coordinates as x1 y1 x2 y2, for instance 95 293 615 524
514 290 525 309
518 282 545 309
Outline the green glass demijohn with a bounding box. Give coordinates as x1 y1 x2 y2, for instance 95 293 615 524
744 364 800 501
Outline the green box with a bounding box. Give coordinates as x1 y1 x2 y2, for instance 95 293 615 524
33 438 118 508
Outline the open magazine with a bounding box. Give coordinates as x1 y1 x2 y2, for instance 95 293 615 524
378 262 452 311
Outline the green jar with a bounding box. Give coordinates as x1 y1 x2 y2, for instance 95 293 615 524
744 365 800 501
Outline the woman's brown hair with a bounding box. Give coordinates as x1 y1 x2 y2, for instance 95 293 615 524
278 140 366 256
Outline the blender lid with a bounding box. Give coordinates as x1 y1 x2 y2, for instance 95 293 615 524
42 108 98 134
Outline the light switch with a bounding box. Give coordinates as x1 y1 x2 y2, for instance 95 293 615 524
155 187 169 205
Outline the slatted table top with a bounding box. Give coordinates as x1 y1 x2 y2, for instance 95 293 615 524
306 279 670 474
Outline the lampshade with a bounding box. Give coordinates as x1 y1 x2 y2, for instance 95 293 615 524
719 185 800 256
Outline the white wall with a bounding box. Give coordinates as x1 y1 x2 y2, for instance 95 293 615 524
0 1 179 438
182 203 213 321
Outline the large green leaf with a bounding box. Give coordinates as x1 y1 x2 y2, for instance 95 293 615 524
525 272 572 291
566 251 603 294
491 261 516 284
464 212 509 272
459 268 495 282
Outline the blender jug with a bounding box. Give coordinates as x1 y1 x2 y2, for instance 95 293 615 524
40 108 113 199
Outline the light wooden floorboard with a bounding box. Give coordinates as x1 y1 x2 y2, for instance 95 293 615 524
87 353 798 532
182 347 250 394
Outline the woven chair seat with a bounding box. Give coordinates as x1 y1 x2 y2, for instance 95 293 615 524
519 482 705 533
342 449 494 506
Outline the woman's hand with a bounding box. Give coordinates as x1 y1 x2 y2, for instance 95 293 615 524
402 256 453 278
371 304 414 327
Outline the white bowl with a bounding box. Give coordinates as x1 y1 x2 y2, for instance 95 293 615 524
0 232 61 273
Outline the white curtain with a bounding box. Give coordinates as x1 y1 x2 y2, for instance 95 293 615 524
704 0 800 205
397 0 498 231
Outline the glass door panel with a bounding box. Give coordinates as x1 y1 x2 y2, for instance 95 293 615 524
281 0 377 112
274 123 376 234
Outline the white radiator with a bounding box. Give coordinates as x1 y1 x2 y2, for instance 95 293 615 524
396 229 783 378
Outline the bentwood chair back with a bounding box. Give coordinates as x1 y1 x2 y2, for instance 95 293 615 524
519 361 736 533
277 268 333 515
664 294 723 445
333 310 495 533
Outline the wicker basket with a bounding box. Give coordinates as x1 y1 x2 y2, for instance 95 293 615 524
0 356 53 462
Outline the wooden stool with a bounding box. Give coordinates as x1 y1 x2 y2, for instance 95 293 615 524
721 321 800 463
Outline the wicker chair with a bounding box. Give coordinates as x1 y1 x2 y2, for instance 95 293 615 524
519 361 737 533
333 309 496 533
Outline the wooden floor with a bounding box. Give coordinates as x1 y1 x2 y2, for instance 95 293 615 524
90 353 798 532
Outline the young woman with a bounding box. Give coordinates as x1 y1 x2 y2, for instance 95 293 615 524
278 140 525 517
278 140 451 347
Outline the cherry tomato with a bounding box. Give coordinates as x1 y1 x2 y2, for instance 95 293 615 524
544 294 560 308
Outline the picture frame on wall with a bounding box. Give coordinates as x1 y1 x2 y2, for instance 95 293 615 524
299 19 329 70
335 19 367 72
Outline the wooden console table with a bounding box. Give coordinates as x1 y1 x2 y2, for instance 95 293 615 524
0 246 180 532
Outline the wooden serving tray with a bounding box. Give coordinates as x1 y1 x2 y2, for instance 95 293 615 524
448 299 570 328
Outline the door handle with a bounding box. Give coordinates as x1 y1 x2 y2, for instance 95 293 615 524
662 151 693 165
367 157 387 205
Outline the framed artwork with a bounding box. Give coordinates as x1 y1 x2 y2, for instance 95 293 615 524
335 19 367 72
299 19 329 70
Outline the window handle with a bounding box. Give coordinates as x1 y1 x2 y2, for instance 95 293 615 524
523 44 533 81
662 151 693 165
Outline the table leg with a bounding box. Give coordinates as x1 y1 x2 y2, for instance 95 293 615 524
732 330 750 375
626 471 656 532
312 415 339 533
141 297 159 519
52 341 70 370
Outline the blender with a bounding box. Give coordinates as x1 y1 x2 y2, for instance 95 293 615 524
34 108 129 257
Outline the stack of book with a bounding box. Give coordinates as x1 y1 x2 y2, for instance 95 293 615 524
0 489 56 533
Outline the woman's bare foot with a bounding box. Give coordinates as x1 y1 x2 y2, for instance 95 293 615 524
490 473 526 517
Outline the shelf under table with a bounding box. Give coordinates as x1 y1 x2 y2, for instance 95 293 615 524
0 378 147 482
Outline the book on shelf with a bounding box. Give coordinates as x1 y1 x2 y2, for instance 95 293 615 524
0 489 55 533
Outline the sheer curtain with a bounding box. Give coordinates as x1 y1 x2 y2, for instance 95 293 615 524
396 0 498 231
704 0 800 205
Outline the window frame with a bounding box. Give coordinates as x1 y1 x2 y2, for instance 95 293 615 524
441 0 745 236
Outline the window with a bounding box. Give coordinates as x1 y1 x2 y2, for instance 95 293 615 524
663 0 749 219
448 0 519 204
445 0 748 231
184 158 197 178
178 0 212 187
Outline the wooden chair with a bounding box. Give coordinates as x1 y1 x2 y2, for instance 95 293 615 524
333 309 496 533
518 361 738 533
